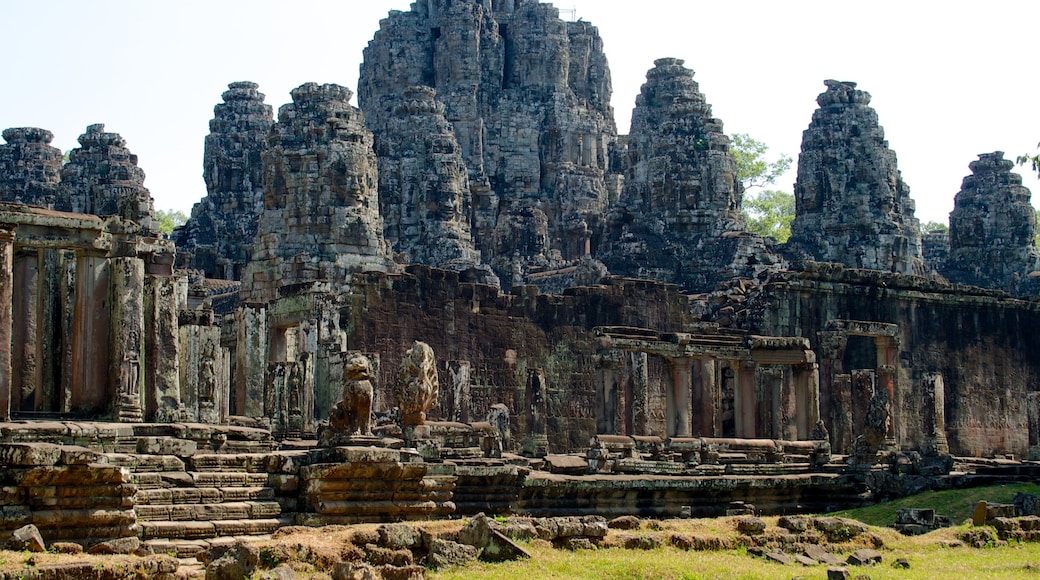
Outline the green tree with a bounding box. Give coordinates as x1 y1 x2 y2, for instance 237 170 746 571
731 133 795 242
744 189 794 242
155 209 187 236
731 133 792 190
1017 143 1040 178
922 221 948 233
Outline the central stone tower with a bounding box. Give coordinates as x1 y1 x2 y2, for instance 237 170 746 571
242 83 394 303
359 0 619 288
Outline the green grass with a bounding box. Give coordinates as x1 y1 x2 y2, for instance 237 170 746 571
830 483 1040 527
431 538 1040 580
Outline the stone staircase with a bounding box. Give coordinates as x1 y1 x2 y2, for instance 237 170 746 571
102 451 295 556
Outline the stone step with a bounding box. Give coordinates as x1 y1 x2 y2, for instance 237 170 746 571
131 471 271 490
189 453 269 472
136 500 283 522
102 453 185 472
191 471 270 488
139 517 293 540
142 539 211 559
136 486 275 505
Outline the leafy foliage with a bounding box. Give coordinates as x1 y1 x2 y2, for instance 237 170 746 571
922 221 948 233
155 209 187 236
1016 141 1040 177
731 134 795 242
744 189 794 242
731 133 792 190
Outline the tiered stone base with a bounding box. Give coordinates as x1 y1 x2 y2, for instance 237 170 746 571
298 446 456 525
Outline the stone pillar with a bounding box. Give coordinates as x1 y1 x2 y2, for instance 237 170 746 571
58 251 76 413
0 229 12 420
762 365 789 441
733 361 757 438
817 330 847 450
630 351 650 436
692 359 718 437
144 275 180 421
923 373 950 456
524 368 549 457
13 249 40 412
877 364 898 449
1029 392 1040 461
851 369 875 443
793 363 821 440
110 257 145 422
594 350 621 434
832 373 853 454
665 357 693 437
448 360 472 424
236 305 268 418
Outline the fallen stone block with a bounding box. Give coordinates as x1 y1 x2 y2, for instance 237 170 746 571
480 529 531 562
427 538 478 569
4 523 45 552
765 551 792 565
846 548 882 566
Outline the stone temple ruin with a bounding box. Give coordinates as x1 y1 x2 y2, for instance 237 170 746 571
2 0 1040 554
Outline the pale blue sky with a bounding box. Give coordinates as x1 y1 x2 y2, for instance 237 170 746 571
2 0 1038 225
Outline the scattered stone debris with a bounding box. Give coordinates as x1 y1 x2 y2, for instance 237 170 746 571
892 508 951 535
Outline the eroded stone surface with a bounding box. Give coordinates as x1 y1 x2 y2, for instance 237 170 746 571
787 80 924 275
360 0 619 289
944 152 1040 294
375 86 497 285
60 124 159 236
175 81 274 280
242 83 394 302
600 58 784 292
0 128 63 209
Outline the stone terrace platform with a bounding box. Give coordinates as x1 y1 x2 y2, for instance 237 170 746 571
0 420 971 555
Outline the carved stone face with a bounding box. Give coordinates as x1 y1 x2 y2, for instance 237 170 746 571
344 352 373 380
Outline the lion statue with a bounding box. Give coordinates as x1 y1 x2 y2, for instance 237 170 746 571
395 341 439 426
326 352 374 437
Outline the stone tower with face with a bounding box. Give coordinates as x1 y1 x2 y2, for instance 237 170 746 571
242 83 394 302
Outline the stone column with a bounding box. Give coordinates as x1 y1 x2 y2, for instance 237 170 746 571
877 364 898 449
524 368 549 457
817 330 847 449
110 257 145 422
793 363 821 440
448 360 472 424
144 275 180 421
761 365 788 440
692 359 718 437
13 249 40 412
851 369 875 442
832 373 853 454
630 351 650 436
59 251 76 413
594 350 621 434
922 372 949 456
0 230 13 420
236 305 268 418
1029 392 1040 461
733 361 757 438
665 357 693 437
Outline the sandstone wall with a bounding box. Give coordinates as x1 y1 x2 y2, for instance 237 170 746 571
338 267 693 452
754 264 1040 457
